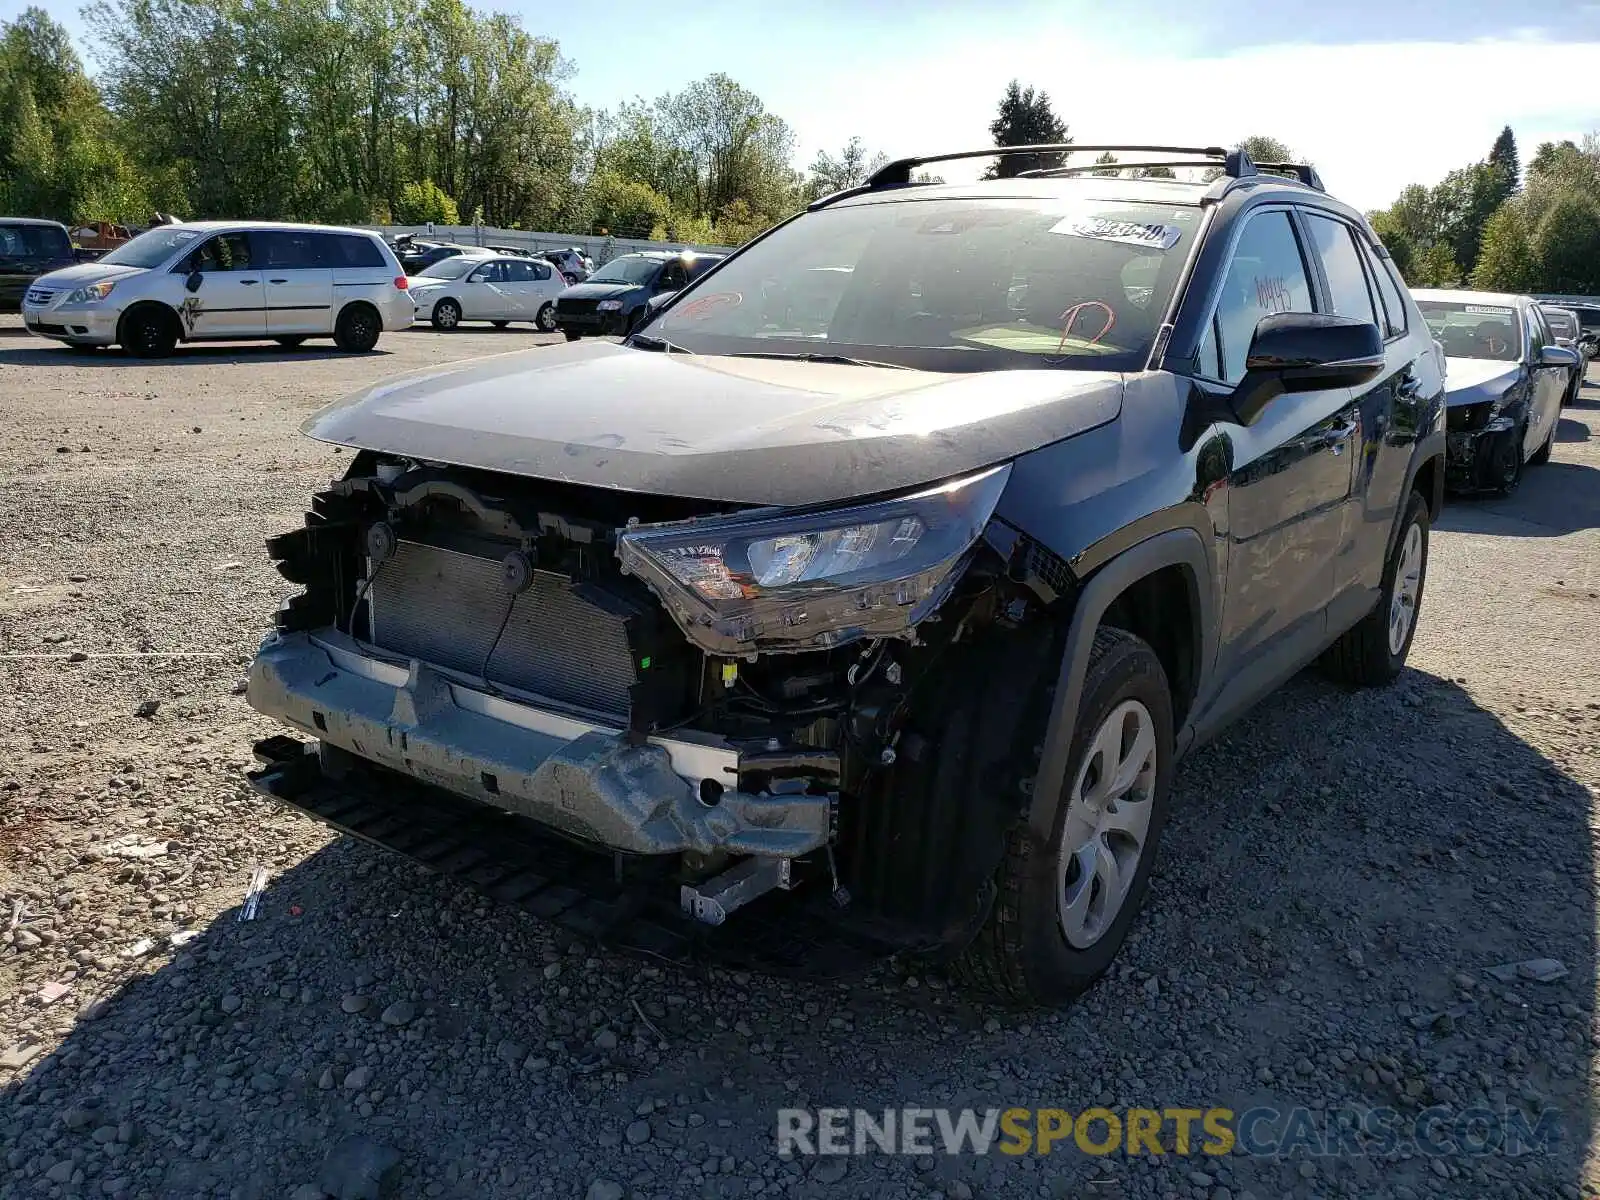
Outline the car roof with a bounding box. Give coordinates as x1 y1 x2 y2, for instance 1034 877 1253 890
167 220 386 238
828 174 1213 210
0 216 69 228
1410 287 1531 308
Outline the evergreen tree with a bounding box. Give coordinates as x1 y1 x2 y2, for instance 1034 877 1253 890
983 80 1069 178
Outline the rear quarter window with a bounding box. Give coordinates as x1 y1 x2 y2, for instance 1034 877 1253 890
327 234 386 268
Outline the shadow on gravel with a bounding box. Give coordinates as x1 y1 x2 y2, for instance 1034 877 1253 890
1558 417 1592 443
1 666 1594 1199
1439 460 1600 536
0 343 394 369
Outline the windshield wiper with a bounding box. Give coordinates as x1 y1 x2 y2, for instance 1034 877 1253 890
630 333 693 354
726 351 914 369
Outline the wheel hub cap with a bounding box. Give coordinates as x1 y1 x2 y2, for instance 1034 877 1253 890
1056 699 1157 949
1388 522 1423 656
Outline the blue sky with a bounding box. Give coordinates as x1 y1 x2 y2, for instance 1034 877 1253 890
11 0 1600 211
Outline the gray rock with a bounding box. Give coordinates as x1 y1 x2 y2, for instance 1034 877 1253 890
46 1159 75 1183
496 1039 523 1065
625 1119 651 1146
343 1065 373 1091
341 995 370 1015
249 1072 277 1093
380 1000 416 1027
316 1135 402 1200
812 1157 848 1184
584 1182 624 1200
220 994 243 1014
318 1068 335 1091
0 1042 40 1070
593 1028 619 1051
291 1186 327 1200
133 699 160 718
12 929 41 950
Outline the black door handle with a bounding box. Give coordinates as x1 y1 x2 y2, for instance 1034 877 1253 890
268 278 288 284
239 278 258 285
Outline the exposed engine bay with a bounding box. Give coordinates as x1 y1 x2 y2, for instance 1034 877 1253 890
246 451 1074 949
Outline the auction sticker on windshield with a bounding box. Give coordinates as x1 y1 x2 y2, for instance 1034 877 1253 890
1465 305 1513 315
1050 216 1184 250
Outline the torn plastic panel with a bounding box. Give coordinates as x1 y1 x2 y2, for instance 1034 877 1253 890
615 465 1012 656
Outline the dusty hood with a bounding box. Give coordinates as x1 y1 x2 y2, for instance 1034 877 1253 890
31 262 149 290
558 281 643 303
1443 356 1521 403
304 341 1123 507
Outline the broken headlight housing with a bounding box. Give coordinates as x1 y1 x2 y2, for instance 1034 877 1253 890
617 465 1010 655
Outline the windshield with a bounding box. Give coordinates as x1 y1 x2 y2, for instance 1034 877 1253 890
590 256 662 285
649 197 1199 371
417 257 480 280
0 222 70 258
99 226 203 269
1418 300 1522 362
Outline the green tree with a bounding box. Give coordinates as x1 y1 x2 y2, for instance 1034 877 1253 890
983 79 1069 177
1488 125 1519 199
1532 192 1600 295
1409 242 1461 288
395 178 459 225
584 169 670 238
1367 209 1416 281
1470 203 1536 291
1091 151 1120 177
804 136 887 201
1238 135 1294 164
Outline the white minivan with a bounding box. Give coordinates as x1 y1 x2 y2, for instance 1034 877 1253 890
408 253 567 331
20 221 414 356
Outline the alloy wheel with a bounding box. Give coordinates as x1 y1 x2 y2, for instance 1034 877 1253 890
1387 521 1424 656
1056 699 1158 949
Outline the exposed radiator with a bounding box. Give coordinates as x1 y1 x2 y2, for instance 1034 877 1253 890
367 540 638 719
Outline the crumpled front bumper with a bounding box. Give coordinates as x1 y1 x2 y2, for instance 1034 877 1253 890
245 630 832 858
1446 415 1519 491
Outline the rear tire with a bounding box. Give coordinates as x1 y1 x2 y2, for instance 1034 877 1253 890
1320 489 1429 687
564 331 582 341
118 306 178 358
536 303 556 332
333 304 381 353
953 627 1175 1007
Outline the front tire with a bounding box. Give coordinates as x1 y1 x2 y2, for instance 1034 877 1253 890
333 304 381 353
118 306 178 358
563 330 582 342
536 303 556 332
954 627 1175 1007
1320 489 1429 687
430 299 462 331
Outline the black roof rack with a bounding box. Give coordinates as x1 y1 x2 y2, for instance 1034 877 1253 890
866 143 1242 187
1015 160 1223 179
1253 162 1325 191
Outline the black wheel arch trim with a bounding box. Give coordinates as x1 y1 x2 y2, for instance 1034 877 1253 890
1388 431 1446 566
117 300 182 343
1027 525 1217 841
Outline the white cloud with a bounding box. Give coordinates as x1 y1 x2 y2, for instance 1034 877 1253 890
768 36 1600 210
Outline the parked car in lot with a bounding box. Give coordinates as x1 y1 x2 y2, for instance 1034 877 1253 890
245 144 1445 1007
1415 288 1576 494
553 250 724 338
541 246 594 284
1538 303 1587 403
21 221 413 356
0 218 77 309
408 253 565 331
398 241 476 276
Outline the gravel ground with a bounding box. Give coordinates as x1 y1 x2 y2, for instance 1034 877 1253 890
2 313 1598 1200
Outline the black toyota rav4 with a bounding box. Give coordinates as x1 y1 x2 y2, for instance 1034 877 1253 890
247 145 1446 1007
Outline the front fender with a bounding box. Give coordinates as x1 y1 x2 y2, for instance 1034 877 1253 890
1027 527 1217 841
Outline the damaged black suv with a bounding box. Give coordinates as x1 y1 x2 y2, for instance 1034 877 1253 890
247 145 1446 1006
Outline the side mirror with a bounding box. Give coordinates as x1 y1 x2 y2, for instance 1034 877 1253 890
646 291 676 313
1539 344 1579 368
184 271 203 293
1231 312 1384 425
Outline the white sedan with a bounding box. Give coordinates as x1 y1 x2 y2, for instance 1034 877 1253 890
408 254 565 331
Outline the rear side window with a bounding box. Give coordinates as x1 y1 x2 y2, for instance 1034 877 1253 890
687 257 722 281
1304 214 1378 327
1200 209 1316 384
503 259 536 282
323 233 386 268
256 230 321 269
532 261 552 281
1366 248 1408 338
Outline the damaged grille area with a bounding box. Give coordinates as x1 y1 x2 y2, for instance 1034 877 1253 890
1446 400 1495 433
368 540 638 718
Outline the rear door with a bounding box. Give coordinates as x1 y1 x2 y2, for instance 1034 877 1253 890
499 258 540 316
257 230 334 333
173 231 266 338
1299 209 1408 624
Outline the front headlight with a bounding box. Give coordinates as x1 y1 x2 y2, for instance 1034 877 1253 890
596 299 624 312
617 465 1011 655
65 279 116 304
